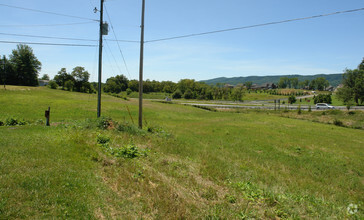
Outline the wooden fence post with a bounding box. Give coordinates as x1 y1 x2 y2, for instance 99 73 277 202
45 107 50 126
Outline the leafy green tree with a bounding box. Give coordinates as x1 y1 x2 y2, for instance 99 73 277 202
314 94 332 104
278 77 289 88
40 74 50 80
230 86 245 101
0 55 12 87
288 95 296 104
103 75 129 94
172 89 182 99
245 81 253 90
299 80 310 89
54 68 74 89
71 66 90 92
48 80 58 89
338 67 364 105
9 44 41 86
358 57 364 71
178 79 195 94
290 78 299 89
315 77 329 91
183 89 194 99
128 80 139 92
64 80 74 91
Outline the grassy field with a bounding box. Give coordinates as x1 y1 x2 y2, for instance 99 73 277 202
0 86 363 219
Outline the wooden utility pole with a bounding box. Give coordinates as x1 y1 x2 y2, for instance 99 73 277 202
97 0 104 118
138 0 145 128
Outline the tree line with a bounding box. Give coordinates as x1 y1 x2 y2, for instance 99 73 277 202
1 44 41 86
103 77 245 101
277 76 329 90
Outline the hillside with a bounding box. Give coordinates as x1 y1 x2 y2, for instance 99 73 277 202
0 86 363 219
201 73 343 87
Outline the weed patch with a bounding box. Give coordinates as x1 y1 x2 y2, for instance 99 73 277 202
96 134 147 159
0 116 28 126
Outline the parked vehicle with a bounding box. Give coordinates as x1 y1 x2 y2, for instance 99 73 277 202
316 103 335 110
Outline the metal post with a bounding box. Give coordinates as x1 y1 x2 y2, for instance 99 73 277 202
97 0 104 118
138 0 145 129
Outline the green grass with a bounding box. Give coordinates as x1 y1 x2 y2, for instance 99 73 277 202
0 86 363 219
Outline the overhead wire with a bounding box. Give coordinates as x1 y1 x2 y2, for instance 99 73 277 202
0 3 99 22
104 37 125 75
0 22 96 27
0 32 138 43
145 7 364 43
103 40 117 76
0 40 97 47
0 32 98 42
104 4 132 79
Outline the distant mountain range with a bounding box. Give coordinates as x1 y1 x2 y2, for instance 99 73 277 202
200 74 343 87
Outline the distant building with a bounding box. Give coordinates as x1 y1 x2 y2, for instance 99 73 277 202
224 84 234 89
326 86 334 92
251 83 276 90
38 80 49 86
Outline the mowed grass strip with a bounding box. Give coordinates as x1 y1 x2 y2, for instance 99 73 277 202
0 86 363 218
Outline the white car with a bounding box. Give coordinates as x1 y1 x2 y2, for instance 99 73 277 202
316 103 335 110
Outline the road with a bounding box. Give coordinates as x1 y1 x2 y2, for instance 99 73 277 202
181 103 364 111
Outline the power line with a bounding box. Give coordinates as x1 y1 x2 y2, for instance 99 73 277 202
0 22 96 27
106 39 140 43
0 32 139 43
146 7 364 43
104 38 124 75
0 32 98 42
104 4 132 78
0 3 99 22
0 40 97 47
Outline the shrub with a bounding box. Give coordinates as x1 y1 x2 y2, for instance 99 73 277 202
96 134 110 145
172 89 182 99
97 116 114 130
288 95 296 104
314 94 332 104
4 117 27 126
147 125 172 138
117 121 146 135
126 88 132 95
308 105 312 112
333 119 344 127
48 80 58 89
0 120 3 126
114 143 143 158
64 80 74 91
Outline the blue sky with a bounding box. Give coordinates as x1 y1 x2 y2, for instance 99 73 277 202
1 0 363 82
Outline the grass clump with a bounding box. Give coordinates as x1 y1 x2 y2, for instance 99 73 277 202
0 117 27 126
116 121 147 136
96 134 146 159
146 125 172 138
333 119 344 127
